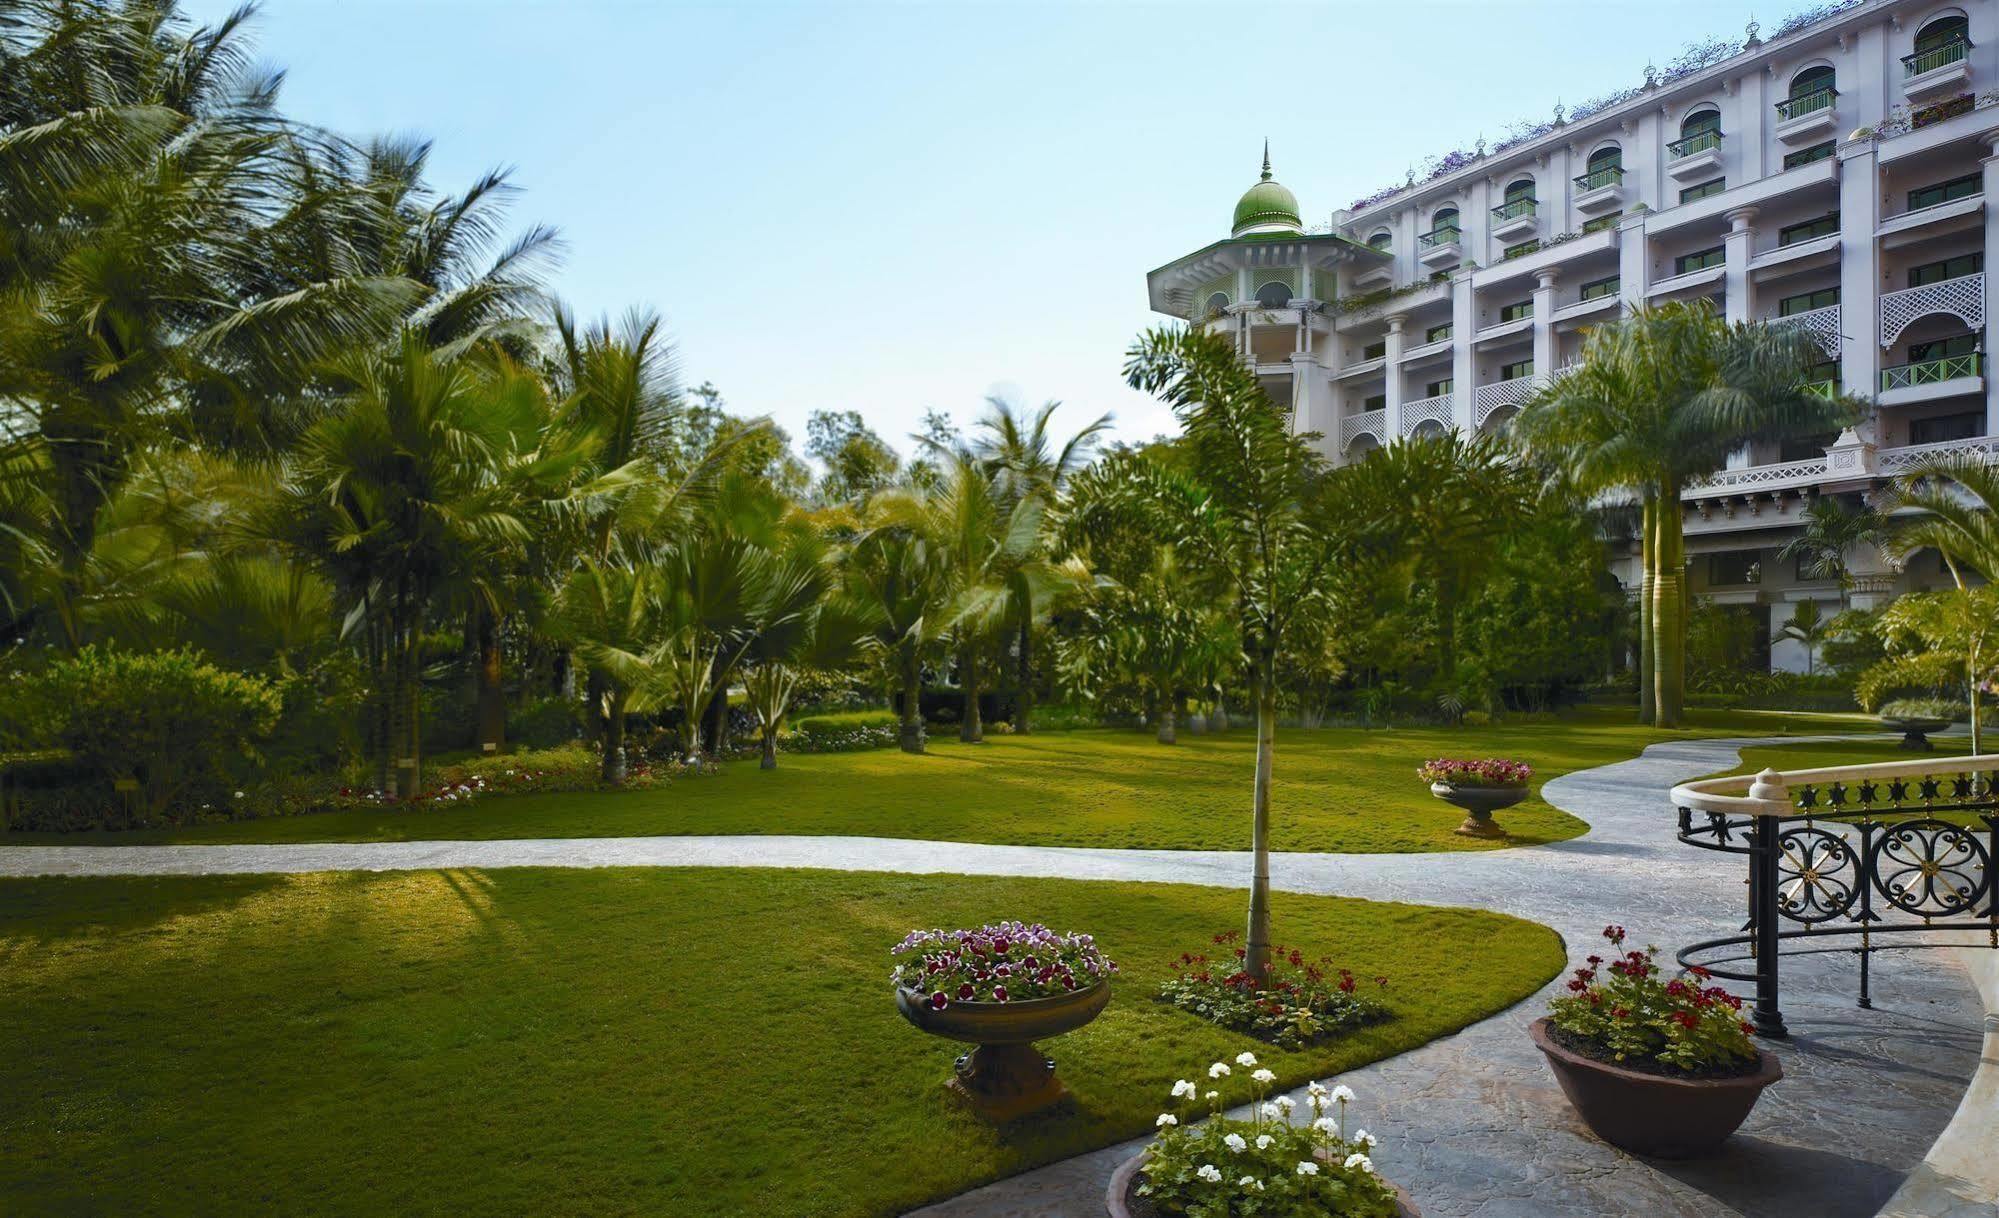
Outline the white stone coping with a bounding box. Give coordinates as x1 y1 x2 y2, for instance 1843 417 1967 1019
1668 752 1999 818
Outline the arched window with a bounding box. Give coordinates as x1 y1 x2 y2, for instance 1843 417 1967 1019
1432 205 1460 234
1790 64 1836 98
1587 146 1622 173
1203 291 1230 318
1681 107 1722 138
1255 281 1293 309
1367 230 1391 252
1915 13 1970 54
1503 178 1536 204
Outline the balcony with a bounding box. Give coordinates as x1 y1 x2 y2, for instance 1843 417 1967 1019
1683 454 1832 499
1666 130 1724 179
1770 303 1842 359
1774 88 1838 142
1804 375 1841 399
1879 272 1986 346
1399 392 1454 435
1879 351 1983 404
1473 375 1536 427
1903 39 1971 98
1417 225 1462 267
1879 433 1999 474
1572 166 1624 213
1489 197 1539 241
1339 408 1387 450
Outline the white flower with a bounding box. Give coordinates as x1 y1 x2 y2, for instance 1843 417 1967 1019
1205 1090 1220 1102
1156 1113 1179 1128
1208 1062 1231 1079
1235 1051 1259 1068
1297 1161 1321 1176
1273 1095 1296 1113
1344 1153 1375 1174
1330 1084 1356 1104
1260 1101 1280 1120
1354 1129 1378 1149
1255 1134 1273 1150
1196 1164 1223 1183
1223 1133 1247 1153
1307 1081 1330 1099
1238 1176 1263 1191
1312 1116 1338 1134
1174 1079 1198 1099
1251 1068 1276 1084
233 790 244 798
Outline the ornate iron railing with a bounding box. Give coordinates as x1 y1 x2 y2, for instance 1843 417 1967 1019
1880 351 1983 391
1667 129 1724 159
1776 87 1837 120
1417 226 1461 249
1490 197 1536 222
1672 756 1999 1036
1904 38 1970 77
1573 165 1623 192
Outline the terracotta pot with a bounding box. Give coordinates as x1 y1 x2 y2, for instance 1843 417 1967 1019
1881 715 1952 752
896 981 1110 1121
1429 782 1527 838
1529 1016 1781 1158
1106 1146 1421 1217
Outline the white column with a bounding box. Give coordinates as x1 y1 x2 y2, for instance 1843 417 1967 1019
1838 140 1882 421
1450 272 1476 432
1384 313 1407 437
1532 270 1558 377
1983 138 1999 436
1739 70 1767 182
1618 210 1650 310
1723 206 1758 324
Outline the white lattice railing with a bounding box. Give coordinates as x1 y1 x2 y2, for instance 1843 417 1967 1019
1772 304 1842 358
1473 376 1536 427
1339 408 1387 449
1879 435 1999 475
1880 273 1985 347
1683 456 1831 498
1400 393 1454 435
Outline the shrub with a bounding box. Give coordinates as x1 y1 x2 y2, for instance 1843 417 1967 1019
1547 925 1756 1075
8 648 282 828
1157 932 1390 1049
792 708 899 735
511 695 581 749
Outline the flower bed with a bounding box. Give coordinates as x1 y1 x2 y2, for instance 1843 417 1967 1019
891 921 1117 1009
1548 925 1756 1076
1415 758 1531 788
1158 933 1389 1049
1139 1057 1400 1217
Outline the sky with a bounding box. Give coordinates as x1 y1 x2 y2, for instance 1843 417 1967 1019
183 0 1781 460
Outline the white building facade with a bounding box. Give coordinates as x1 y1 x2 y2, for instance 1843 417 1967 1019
1145 0 1999 672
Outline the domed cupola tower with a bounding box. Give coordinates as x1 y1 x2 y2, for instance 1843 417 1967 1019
1231 142 1303 237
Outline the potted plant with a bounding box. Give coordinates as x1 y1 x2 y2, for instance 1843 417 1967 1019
892 921 1116 1121
1876 698 1962 752
1531 925 1780 1158
1417 757 1532 838
1108 1057 1417 1217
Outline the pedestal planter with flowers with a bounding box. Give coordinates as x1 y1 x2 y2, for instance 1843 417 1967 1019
1417 758 1532 838
1109 1056 1416 1217
1532 925 1781 1158
891 921 1116 1122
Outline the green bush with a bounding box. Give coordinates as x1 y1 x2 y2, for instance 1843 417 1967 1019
512 695 581 749
792 709 899 737
7 648 282 829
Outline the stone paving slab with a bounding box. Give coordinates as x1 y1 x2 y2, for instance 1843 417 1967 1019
0 735 1990 1217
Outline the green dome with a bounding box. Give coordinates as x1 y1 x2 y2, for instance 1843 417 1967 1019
1232 144 1302 236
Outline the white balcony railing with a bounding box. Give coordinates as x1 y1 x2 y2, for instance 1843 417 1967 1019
1473 376 1537 427
1400 393 1454 435
1684 456 1831 498
1879 435 1999 475
1771 303 1842 359
1880 272 1985 347
1339 408 1387 450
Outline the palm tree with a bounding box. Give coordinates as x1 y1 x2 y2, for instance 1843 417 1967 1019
1123 326 1343 984
1881 455 1999 752
1777 496 1886 609
847 494 951 754
546 560 664 783
1778 599 1831 676
1515 301 1859 727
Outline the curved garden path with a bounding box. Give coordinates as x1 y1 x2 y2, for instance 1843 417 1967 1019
1 735 1992 1217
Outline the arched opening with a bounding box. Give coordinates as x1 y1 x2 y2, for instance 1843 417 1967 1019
1203 291 1230 319
1411 419 1448 440
1915 13 1970 54
1432 205 1460 237
1367 230 1391 252
1503 178 1536 204
1790 64 1836 98
1680 107 1721 138
1587 145 1622 173
1255 280 1293 309
1345 433 1382 462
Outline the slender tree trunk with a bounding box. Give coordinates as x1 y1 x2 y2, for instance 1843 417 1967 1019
1639 500 1657 726
899 647 925 754
584 670 608 744
1212 692 1230 734
1015 618 1034 734
366 614 390 794
1653 490 1686 728
476 606 506 754
760 728 779 770
960 646 984 742
1156 690 1177 744
1245 647 1277 985
601 691 627 784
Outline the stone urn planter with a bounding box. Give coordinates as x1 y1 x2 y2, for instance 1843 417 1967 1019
1105 1147 1421 1217
1529 1016 1781 1158
1429 783 1526 838
896 981 1110 1121
1881 714 1953 752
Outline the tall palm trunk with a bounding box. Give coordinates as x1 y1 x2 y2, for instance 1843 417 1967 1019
959 645 983 742
1638 501 1656 726
1653 488 1687 728
1156 687 1177 744
1245 647 1277 984
1015 618 1034 734
475 605 505 753
601 690 628 783
898 646 925 754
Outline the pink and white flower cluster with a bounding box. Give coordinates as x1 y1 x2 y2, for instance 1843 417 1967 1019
1416 757 1533 788
891 921 1117 1010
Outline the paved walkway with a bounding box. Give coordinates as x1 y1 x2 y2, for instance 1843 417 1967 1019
1 736 1992 1217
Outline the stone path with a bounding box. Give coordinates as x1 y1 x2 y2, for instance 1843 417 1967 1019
1 736 1991 1217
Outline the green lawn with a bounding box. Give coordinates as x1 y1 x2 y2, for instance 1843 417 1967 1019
8 707 1876 852
0 868 1563 1217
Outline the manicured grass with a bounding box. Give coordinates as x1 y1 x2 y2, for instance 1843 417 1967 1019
0 868 1563 1217
6 707 1874 852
